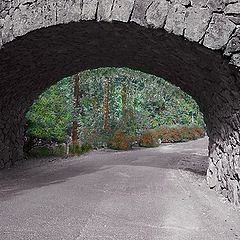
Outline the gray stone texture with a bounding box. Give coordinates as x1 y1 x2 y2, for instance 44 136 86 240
1 0 240 206
97 0 114 21
225 2 240 15
145 0 170 28
82 0 98 20
203 13 236 50
225 27 240 56
130 0 153 26
111 0 135 22
164 3 187 36
184 7 212 42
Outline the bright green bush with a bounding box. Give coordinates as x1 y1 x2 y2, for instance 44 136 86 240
26 78 73 143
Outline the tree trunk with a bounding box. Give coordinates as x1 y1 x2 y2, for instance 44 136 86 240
121 83 128 125
71 74 81 146
92 96 97 114
103 78 110 132
71 121 78 145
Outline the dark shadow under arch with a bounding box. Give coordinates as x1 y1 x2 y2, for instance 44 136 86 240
1 20 240 204
0 21 232 111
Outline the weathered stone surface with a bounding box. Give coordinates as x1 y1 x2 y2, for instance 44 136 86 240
192 0 211 6
228 15 240 25
225 2 240 15
184 7 212 42
130 0 153 26
178 0 191 6
1 0 240 207
82 0 98 20
1 0 239 54
207 161 218 188
97 0 114 21
2 14 13 44
165 3 186 36
207 0 226 11
231 53 240 67
56 0 82 24
203 13 236 50
111 0 135 22
145 0 170 28
0 19 4 28
225 28 240 56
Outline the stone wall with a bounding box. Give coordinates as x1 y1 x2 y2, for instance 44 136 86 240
1 0 240 65
0 105 25 168
1 0 240 205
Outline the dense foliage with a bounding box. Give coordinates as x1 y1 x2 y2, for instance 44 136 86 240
25 67 205 153
26 78 73 143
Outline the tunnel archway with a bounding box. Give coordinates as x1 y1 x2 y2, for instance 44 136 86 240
1 0 240 204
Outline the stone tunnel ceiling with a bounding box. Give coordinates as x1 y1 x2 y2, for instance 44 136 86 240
1 0 240 205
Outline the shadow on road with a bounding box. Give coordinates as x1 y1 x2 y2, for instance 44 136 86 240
0 138 209 201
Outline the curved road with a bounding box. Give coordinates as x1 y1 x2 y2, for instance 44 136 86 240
0 137 240 240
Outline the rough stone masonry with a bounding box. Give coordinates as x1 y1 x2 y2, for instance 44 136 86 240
1 0 240 205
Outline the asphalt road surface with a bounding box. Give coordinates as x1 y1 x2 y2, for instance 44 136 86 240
1 137 240 240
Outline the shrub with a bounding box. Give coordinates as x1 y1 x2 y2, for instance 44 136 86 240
139 130 161 148
109 130 134 150
177 126 193 141
69 144 82 156
155 125 205 143
69 143 93 156
80 128 112 148
29 145 65 158
52 145 65 156
192 126 204 138
29 143 92 158
81 144 93 153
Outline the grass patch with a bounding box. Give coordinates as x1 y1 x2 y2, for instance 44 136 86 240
29 144 92 158
29 145 65 158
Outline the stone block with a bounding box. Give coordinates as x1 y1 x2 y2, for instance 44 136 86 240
203 13 236 50
184 6 212 42
130 0 153 26
82 0 98 20
165 3 186 36
145 0 170 28
97 0 114 21
111 0 135 22
225 28 240 56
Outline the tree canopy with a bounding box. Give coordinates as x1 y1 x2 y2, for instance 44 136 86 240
25 67 204 149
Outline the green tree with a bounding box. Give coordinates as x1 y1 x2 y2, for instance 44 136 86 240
26 77 73 144
25 67 204 151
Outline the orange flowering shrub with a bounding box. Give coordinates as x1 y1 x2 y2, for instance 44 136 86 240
107 126 204 150
156 126 205 143
139 130 161 148
192 127 203 138
109 130 134 150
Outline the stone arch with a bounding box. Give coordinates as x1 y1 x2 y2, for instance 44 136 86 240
1 0 240 204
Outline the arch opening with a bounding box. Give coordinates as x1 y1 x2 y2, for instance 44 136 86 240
24 67 205 154
0 21 240 204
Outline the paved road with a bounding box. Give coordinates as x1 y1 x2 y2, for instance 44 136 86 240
1 137 240 240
